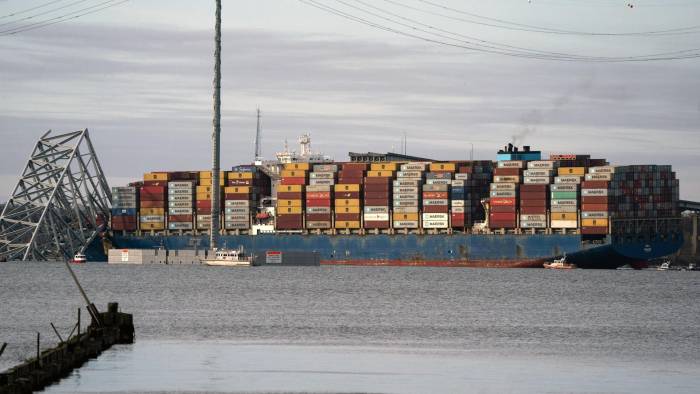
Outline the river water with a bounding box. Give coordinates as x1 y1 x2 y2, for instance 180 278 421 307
0 262 698 393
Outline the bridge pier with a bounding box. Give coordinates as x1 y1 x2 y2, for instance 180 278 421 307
693 214 698 258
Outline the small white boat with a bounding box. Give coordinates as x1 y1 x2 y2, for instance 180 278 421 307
658 260 671 271
71 253 87 264
201 247 251 267
543 255 577 270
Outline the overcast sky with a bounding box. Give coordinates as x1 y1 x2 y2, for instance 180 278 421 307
1 0 699 201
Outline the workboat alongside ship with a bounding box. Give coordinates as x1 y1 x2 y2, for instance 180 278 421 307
104 138 683 269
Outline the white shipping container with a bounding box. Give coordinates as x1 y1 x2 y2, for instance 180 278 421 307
393 180 421 187
527 160 556 169
169 222 193 230
393 220 419 228
422 213 449 221
554 176 582 184
551 199 578 206
168 182 195 189
393 200 419 207
451 200 465 207
585 173 612 181
423 199 449 206
582 211 609 218
498 160 525 168
306 221 331 229
393 187 419 194
169 188 194 195
400 163 427 171
494 176 521 183
523 177 552 185
426 179 451 185
451 180 465 187
397 171 422 178
169 208 193 215
169 194 193 202
364 213 390 221
309 172 335 179
313 164 338 172
225 207 248 214
364 206 389 214
452 206 465 213
306 185 332 192
423 184 449 192
550 206 578 213
520 221 547 228
589 166 615 174
423 220 449 229
140 215 163 223
490 190 517 198
168 201 192 208
454 173 470 180
393 207 419 213
224 222 249 229
550 220 578 229
394 193 419 200
490 183 517 191
581 189 608 196
225 200 250 207
550 184 578 191
309 179 334 186
520 214 547 222
523 169 552 177
225 214 248 221
306 207 331 214
112 186 137 194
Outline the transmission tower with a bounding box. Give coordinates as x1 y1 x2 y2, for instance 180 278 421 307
0 129 111 261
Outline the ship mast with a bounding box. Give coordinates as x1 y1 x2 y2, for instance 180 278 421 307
210 0 222 249
254 108 262 164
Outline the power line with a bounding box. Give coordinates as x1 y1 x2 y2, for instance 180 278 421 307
299 0 700 61
0 0 68 20
414 0 700 36
0 0 95 29
0 0 130 36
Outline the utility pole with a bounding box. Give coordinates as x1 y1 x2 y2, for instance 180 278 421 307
210 0 222 250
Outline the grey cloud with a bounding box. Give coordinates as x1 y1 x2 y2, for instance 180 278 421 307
0 23 699 200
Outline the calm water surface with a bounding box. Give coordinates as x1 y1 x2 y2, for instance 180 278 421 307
0 262 698 393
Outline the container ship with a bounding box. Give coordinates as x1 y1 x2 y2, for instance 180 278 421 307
104 138 683 269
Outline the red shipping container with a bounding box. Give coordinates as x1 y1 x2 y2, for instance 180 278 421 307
364 184 391 192
342 163 368 171
112 222 137 231
450 213 465 220
581 203 609 211
197 208 212 214
490 205 517 213
306 199 331 207
142 181 167 187
140 200 165 208
365 191 390 199
490 197 517 206
169 215 193 222
520 199 547 207
520 206 547 215
307 192 331 200
277 192 303 200
337 178 364 185
581 227 608 235
520 192 546 200
364 199 390 206
339 170 365 178
364 177 392 184
306 213 332 221
225 193 250 200
280 177 306 185
335 213 361 221
423 205 449 213
364 221 391 229
581 181 609 189
140 186 166 194
489 220 517 229
451 220 465 227
581 196 610 204
458 166 474 174
520 184 548 192
196 200 212 209
493 168 521 176
423 192 449 199
335 192 361 199
490 212 516 221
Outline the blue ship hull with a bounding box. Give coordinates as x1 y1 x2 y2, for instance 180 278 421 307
105 233 683 269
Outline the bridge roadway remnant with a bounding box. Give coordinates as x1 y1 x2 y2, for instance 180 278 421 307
0 303 134 394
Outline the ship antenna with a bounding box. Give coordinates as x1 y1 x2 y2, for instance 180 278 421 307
210 0 222 250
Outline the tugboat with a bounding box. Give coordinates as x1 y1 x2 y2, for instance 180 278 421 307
71 253 87 264
201 247 252 267
543 255 577 270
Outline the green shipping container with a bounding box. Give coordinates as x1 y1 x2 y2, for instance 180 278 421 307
551 191 578 200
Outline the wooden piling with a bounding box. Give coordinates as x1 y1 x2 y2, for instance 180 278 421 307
0 303 134 394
